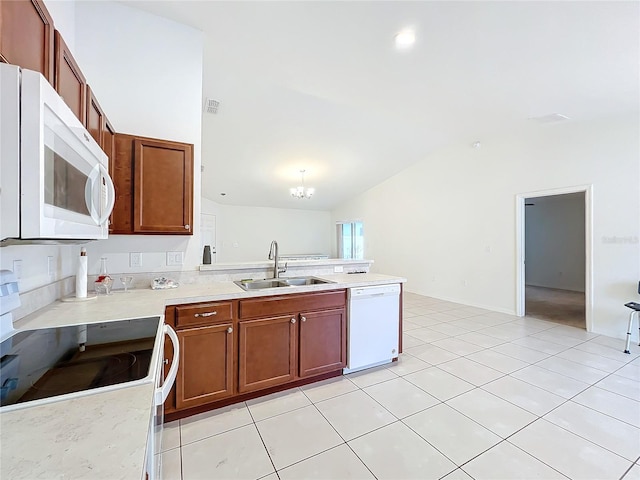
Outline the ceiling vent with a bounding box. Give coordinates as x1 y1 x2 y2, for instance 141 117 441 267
528 113 570 124
204 98 220 114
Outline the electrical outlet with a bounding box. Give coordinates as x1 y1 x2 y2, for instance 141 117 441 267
166 251 184 266
334 266 344 273
12 260 23 279
47 256 54 277
130 252 142 268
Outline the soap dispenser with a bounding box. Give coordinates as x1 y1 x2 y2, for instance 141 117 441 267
203 245 212 265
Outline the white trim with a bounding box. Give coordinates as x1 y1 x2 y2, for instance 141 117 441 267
515 185 593 332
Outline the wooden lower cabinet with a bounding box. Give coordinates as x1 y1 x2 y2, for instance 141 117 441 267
175 323 234 410
298 309 346 378
166 290 348 419
238 315 296 393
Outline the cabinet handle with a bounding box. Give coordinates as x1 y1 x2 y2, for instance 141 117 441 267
194 311 217 317
291 318 296 324
227 327 233 334
184 224 190 230
83 132 90 142
301 316 307 322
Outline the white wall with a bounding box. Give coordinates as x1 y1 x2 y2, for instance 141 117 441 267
331 115 640 339
202 198 332 263
43 0 75 50
525 193 585 291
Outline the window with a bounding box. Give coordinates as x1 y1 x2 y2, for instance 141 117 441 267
337 221 364 259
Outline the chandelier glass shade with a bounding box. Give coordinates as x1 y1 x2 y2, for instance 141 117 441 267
290 170 314 199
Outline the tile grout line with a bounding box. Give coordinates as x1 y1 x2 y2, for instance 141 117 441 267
246 400 280 478
172 295 638 480
400 326 640 465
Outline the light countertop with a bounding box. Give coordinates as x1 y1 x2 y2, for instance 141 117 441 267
15 273 406 330
1 273 406 479
1 383 154 480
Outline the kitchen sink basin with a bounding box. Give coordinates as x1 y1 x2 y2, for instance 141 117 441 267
280 277 332 286
234 276 333 291
234 279 286 290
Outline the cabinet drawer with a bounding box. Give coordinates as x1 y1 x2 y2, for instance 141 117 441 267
239 290 346 319
175 301 233 328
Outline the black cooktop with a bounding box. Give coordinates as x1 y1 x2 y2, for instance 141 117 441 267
0 316 161 408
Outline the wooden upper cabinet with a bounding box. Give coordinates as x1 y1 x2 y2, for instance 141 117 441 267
111 134 135 233
133 138 193 234
112 133 194 235
0 0 54 83
102 117 115 164
86 85 104 145
54 30 86 124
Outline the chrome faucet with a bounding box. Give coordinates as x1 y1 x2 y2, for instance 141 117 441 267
268 240 287 278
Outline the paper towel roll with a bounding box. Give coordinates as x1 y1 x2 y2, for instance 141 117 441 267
76 254 88 298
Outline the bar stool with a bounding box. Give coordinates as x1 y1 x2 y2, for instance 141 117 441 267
624 301 640 354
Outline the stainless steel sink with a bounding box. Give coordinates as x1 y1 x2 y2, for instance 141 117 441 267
234 279 286 290
234 276 333 291
280 277 332 286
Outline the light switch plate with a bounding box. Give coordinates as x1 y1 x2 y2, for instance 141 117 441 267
47 256 54 277
12 260 23 279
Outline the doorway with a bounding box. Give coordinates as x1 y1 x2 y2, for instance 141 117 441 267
516 186 593 331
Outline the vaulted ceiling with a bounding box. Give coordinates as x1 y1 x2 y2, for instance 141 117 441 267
125 1 639 211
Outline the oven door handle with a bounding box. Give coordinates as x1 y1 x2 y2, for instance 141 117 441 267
155 324 179 406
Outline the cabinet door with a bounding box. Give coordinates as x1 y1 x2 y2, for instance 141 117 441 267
0 0 54 83
102 119 116 232
298 309 347 378
86 85 104 145
238 316 296 393
53 30 86 124
111 134 134 233
176 323 234 410
133 138 193 234
103 118 115 169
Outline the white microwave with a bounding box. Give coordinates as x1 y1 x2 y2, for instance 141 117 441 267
0 64 115 245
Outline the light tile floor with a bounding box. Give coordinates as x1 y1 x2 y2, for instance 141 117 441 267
160 293 640 480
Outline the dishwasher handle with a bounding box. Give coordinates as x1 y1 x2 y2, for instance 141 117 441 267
349 284 401 299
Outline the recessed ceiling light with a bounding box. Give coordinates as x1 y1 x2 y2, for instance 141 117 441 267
394 29 416 49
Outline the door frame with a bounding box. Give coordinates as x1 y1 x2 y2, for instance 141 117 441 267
515 185 593 331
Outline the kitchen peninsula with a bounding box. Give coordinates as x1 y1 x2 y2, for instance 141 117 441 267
1 272 405 480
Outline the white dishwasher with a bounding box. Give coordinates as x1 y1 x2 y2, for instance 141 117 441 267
344 284 401 374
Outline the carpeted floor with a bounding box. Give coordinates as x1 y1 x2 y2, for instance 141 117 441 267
525 285 586 329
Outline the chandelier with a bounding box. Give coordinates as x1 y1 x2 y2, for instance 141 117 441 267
290 170 314 199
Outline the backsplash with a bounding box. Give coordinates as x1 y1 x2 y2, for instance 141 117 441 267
13 276 75 322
